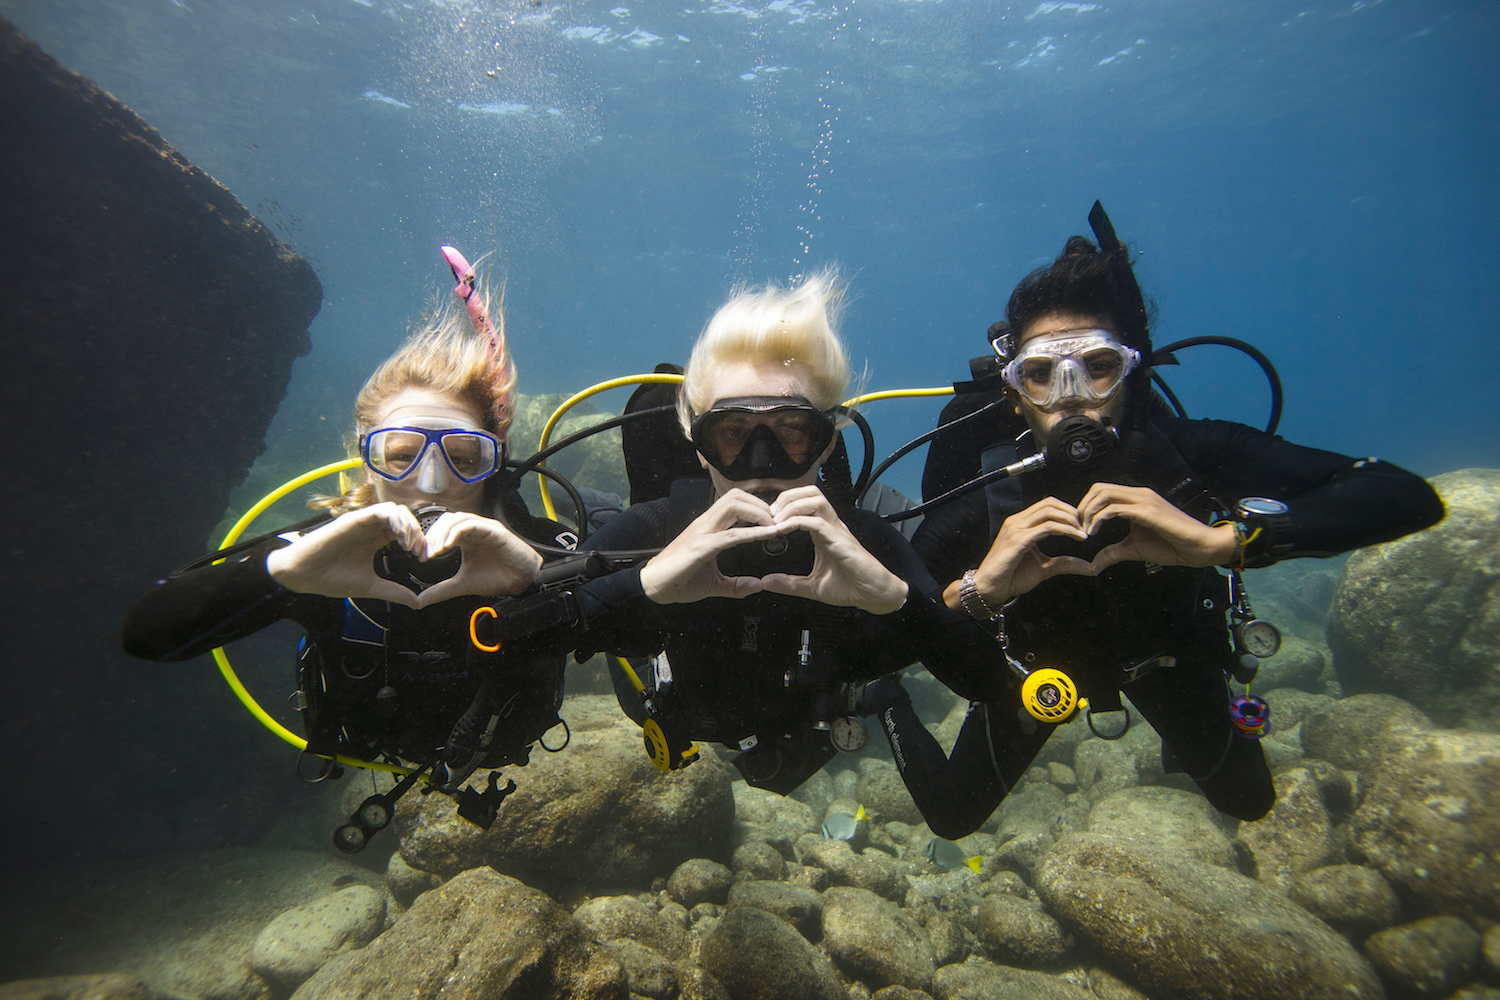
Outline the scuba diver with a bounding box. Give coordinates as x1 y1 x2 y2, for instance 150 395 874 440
862 206 1445 837
121 248 576 847
484 268 1000 794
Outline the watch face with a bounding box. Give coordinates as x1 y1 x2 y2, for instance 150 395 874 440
1239 497 1290 516
830 716 869 752
1237 619 1282 658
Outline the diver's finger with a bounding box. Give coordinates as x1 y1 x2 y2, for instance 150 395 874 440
720 575 766 599
758 572 817 597
1039 554 1097 579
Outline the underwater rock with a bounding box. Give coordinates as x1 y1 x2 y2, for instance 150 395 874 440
668 859 735 909
1288 865 1402 940
730 842 789 882
572 895 689 960
1326 469 1498 730
855 761 925 826
395 717 734 891
796 838 910 902
733 783 820 855
1251 633 1329 693
1036 833 1384 1000
1085 786 1237 869
698 907 846 1000
1345 725 1500 923
1364 916 1481 999
1 19 321 865
930 960 1095 1000
289 868 625 1000
248 886 385 992
383 852 439 908
0 975 154 1000
821 886 936 993
0 850 378 1000
1234 766 1344 891
725 881 824 939
972 893 1073 969
1301 693 1433 773
599 939 679 1000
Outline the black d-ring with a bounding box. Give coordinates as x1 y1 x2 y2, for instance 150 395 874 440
540 718 571 752
1086 705 1132 741
296 749 339 783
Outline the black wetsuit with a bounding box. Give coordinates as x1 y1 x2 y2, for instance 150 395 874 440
870 417 1444 836
509 477 1001 794
120 495 576 773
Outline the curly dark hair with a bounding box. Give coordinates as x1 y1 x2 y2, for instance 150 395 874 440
1005 235 1152 357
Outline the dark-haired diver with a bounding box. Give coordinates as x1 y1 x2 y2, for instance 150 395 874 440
121 248 575 845
488 268 999 794
863 208 1444 837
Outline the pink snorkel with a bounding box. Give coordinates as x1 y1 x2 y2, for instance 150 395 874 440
441 244 515 429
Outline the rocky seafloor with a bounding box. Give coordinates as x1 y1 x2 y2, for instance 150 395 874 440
3 469 1497 1000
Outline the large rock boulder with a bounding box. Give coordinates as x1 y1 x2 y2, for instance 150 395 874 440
1304 695 1500 922
1327 469 1494 730
821 886 935 993
698 907 846 1000
1346 727 1500 923
1 18 320 866
1234 766 1345 891
0 850 381 1000
249 886 386 992
396 712 734 892
290 868 625 1000
1036 833 1384 1000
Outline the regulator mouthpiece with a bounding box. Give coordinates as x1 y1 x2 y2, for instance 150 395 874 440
1047 415 1118 471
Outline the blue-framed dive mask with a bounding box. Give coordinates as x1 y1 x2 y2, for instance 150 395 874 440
361 426 504 491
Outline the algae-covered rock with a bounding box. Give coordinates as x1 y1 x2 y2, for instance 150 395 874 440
1327 469 1494 730
1036 833 1384 1000
289 868 626 1000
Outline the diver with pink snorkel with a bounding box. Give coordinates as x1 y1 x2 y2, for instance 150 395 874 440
122 246 577 849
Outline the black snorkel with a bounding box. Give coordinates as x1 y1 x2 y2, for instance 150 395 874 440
1087 200 1153 437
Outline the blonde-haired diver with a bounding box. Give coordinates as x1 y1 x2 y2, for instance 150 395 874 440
123 247 575 846
491 268 1000 793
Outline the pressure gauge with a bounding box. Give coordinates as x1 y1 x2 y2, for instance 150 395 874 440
830 716 869 752
1234 618 1282 659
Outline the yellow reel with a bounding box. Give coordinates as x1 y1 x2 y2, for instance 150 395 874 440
1020 668 1081 724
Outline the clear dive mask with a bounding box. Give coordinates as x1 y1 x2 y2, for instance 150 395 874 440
361 426 504 493
1001 330 1140 413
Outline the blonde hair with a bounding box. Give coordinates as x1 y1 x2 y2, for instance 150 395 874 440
315 287 517 513
678 267 851 433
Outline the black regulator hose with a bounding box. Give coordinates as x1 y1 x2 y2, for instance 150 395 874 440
1153 336 1284 435
857 398 1011 507
508 404 678 480
843 407 876 500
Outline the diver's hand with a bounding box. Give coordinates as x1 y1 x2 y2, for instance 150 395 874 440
946 497 1095 613
640 489 783 604
1078 483 1237 573
413 512 543 608
265 502 426 607
758 487 908 615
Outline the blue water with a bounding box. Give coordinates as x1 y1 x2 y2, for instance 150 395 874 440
7 0 1495 500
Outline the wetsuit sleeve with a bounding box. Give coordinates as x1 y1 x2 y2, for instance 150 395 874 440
909 490 992 590
848 511 1012 703
119 539 302 662
1162 417 1445 564
493 504 672 658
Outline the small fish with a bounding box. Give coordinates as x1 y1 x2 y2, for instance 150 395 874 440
924 837 982 873
820 805 869 841
333 874 356 887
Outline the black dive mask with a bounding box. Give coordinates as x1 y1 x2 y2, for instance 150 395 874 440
690 397 837 482
1045 414 1119 473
